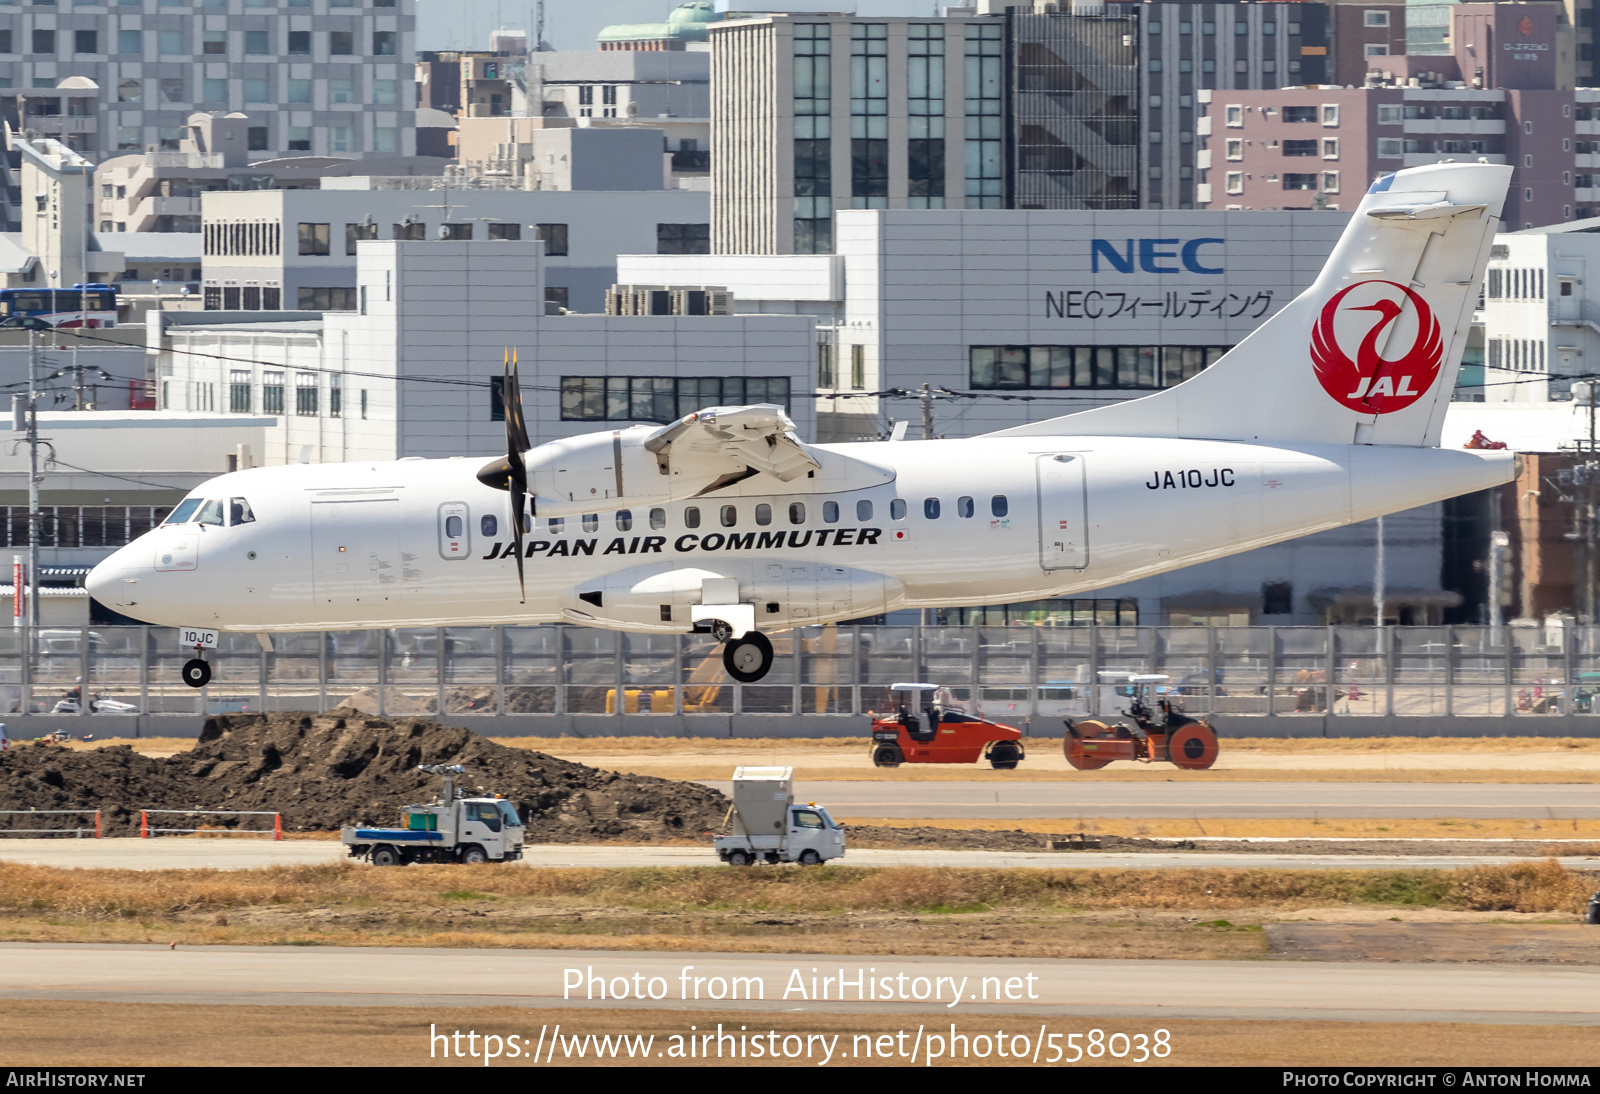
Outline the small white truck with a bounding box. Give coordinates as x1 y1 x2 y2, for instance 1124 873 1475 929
713 766 845 866
342 764 525 866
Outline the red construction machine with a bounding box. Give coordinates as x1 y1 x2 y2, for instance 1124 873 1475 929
869 683 1025 769
1064 673 1219 771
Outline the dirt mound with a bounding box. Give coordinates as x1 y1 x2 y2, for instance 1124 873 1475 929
0 713 729 841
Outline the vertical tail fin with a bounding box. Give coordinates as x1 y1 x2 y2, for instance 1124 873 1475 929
987 162 1513 447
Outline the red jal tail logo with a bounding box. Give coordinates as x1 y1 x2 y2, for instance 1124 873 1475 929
1310 279 1443 414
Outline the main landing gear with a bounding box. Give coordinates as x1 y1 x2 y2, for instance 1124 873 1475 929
711 621 775 683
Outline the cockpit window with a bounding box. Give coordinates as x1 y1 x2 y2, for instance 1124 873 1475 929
230 498 256 526
163 498 203 525
196 499 224 526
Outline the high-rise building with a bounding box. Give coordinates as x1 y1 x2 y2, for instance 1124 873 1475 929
711 14 985 254
0 0 416 161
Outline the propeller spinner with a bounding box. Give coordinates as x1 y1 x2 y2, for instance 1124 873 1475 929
475 348 532 601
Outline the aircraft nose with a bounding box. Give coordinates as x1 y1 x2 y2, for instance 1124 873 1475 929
86 548 142 612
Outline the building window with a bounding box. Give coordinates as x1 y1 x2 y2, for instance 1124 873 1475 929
1321 104 1340 126
906 22 945 209
657 223 710 254
244 30 268 54
850 23 889 209
560 376 792 422
74 28 98 54
1364 10 1390 27
1322 138 1339 159
534 223 567 256
345 221 377 255
817 342 835 387
1364 43 1389 58
1377 103 1399 125
1377 138 1402 158
488 223 521 241
248 126 269 151
330 31 353 55
297 287 357 310
295 375 318 417
794 23 834 250
1225 171 1244 194
329 376 342 419
288 126 312 152
1283 173 1317 190
32 29 55 54
297 222 330 256
441 223 472 240
970 345 1229 390
1226 139 1244 160
1283 139 1318 156
544 286 568 313
263 372 284 414
1322 172 1340 193
1225 105 1244 127
229 370 251 413
851 344 865 389
964 22 1004 210
288 30 310 54
373 30 396 55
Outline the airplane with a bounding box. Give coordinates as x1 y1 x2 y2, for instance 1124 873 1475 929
87 162 1518 688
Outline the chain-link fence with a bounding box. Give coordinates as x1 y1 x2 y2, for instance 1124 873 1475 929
1 623 1594 721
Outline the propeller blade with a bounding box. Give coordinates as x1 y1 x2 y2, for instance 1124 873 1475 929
506 349 528 603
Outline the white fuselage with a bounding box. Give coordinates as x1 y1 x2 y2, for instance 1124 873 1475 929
86 436 1516 635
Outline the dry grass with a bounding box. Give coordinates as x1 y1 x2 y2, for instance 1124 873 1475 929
4 1001 1596 1067
0 859 1591 960
840 816 1600 841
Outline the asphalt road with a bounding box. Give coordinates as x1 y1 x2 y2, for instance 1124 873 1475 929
694 781 1600 819
0 838 1596 872
1 943 1594 1025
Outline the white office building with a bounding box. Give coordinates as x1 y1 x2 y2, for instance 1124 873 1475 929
1480 224 1600 404
200 180 710 314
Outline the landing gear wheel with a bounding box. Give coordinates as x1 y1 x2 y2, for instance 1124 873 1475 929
370 845 402 867
1064 719 1114 771
459 846 488 865
872 745 904 768
798 849 821 866
727 849 751 867
988 741 1022 770
722 631 774 683
181 658 211 689
1166 722 1219 770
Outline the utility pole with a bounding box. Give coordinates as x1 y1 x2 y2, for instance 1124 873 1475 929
25 321 40 630
920 382 934 440
1373 515 1385 627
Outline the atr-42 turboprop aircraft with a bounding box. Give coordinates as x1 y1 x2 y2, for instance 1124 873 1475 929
88 162 1518 686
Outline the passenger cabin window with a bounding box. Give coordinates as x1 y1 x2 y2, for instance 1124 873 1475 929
891 499 907 520
165 498 203 524
582 514 598 532
684 506 701 529
992 495 1008 517
755 504 772 526
721 505 737 527
924 498 941 519
789 502 806 524
957 496 975 518
616 510 632 531
548 517 564 534
649 507 666 530
823 501 839 523
196 499 224 526
857 499 873 521
481 514 498 537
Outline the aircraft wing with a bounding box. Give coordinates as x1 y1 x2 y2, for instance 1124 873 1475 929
643 404 821 489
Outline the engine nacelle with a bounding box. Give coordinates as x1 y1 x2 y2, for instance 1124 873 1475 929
559 561 905 633
527 426 665 516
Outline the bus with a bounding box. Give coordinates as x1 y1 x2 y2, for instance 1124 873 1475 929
0 285 118 328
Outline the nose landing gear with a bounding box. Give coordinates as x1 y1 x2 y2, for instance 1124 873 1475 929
181 644 211 689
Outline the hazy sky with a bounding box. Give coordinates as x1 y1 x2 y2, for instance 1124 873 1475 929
417 0 946 53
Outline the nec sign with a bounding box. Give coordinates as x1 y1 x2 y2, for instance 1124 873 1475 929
1092 238 1225 276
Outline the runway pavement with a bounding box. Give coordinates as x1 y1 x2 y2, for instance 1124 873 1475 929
1 943 1594 1025
693 781 1600 819
0 838 1595 871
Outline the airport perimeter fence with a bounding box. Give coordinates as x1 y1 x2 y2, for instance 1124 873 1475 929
1 622 1598 725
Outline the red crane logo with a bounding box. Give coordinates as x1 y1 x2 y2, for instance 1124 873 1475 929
1310 279 1443 414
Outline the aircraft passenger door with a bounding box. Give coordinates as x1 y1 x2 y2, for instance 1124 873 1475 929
1037 454 1088 571
311 498 401 607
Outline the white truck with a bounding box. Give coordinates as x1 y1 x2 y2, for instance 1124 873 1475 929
713 766 845 866
341 764 525 866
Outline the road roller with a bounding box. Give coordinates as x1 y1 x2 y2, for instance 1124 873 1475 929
1064 673 1219 771
869 683 1026 769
